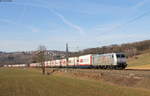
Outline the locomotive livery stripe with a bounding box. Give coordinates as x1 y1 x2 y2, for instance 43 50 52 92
90 56 92 65
78 64 91 66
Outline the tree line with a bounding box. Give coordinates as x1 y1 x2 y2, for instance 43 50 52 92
70 40 150 57
0 39 150 66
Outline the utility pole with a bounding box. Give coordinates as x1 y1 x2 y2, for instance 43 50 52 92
66 43 69 67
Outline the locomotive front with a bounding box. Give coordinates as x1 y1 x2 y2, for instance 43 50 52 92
114 53 127 69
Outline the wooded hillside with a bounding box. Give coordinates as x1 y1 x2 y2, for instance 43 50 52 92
0 39 150 66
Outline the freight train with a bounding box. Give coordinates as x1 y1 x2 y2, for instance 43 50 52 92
4 53 127 69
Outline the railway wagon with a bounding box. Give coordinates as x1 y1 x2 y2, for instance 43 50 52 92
47 61 51 67
78 54 92 68
60 59 67 67
25 53 127 69
74 57 79 67
55 60 61 67
50 60 56 67
30 63 41 67
44 61 51 67
4 64 27 68
67 57 76 67
66 53 127 69
4 53 127 69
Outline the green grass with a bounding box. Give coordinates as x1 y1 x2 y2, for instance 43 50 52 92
0 68 150 96
128 52 150 67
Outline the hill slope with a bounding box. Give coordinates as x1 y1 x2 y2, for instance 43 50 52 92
127 50 150 68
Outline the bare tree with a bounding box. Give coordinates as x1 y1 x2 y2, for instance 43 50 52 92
37 45 47 75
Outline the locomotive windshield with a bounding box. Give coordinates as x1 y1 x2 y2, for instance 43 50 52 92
116 54 125 58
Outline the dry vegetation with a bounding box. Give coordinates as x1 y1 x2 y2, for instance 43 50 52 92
127 49 150 68
0 68 150 96
54 69 150 90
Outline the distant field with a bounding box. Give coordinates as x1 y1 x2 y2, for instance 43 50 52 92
0 68 150 96
127 52 150 67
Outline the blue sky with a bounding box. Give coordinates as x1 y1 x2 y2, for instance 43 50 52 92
0 0 150 52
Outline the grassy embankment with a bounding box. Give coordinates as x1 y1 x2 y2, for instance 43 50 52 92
0 68 150 96
127 50 150 69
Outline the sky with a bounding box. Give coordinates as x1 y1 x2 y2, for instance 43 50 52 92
0 0 150 52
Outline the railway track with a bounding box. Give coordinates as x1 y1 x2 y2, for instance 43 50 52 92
125 69 150 71
50 68 150 78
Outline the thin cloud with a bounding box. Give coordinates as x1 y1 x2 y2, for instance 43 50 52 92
100 10 150 33
95 10 150 35
118 0 150 28
10 2 150 37
0 18 40 33
0 19 17 25
13 2 85 35
94 24 121 32
132 0 149 9
17 5 27 22
127 10 150 24
31 27 40 33
94 0 150 35
51 10 85 35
